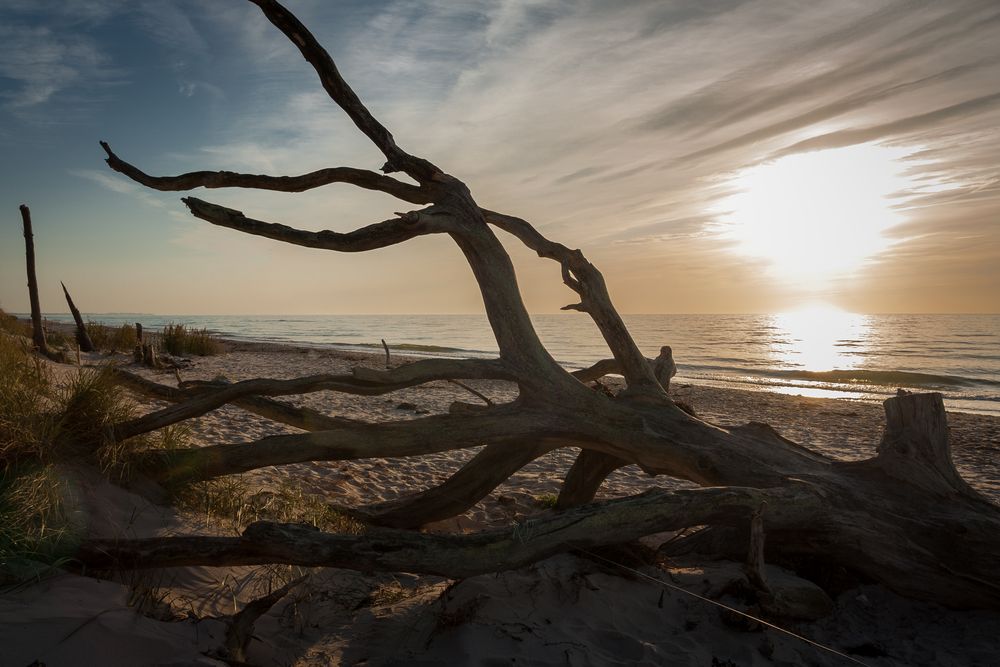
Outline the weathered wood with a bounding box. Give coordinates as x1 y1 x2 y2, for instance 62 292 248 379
19 204 48 355
75 485 816 576
111 369 361 432
115 358 514 441
101 141 431 204
556 450 626 509
355 442 552 528
93 0 1000 611
60 282 94 352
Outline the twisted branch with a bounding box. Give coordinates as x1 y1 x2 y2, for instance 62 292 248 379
115 358 514 440
100 141 432 204
182 197 455 251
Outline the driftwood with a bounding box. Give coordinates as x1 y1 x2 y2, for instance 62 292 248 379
19 205 49 356
61 282 94 352
84 0 1000 610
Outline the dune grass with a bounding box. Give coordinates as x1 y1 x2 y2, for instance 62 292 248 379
173 476 363 536
161 323 222 356
86 321 138 353
0 328 184 577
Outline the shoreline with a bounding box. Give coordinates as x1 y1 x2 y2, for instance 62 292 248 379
31 312 1000 418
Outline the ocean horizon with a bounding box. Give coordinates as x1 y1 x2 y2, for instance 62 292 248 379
31 310 1000 417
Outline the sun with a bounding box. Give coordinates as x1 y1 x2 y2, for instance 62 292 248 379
712 143 916 284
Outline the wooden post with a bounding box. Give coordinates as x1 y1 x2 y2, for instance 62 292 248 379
134 322 144 363
19 204 48 355
61 282 94 352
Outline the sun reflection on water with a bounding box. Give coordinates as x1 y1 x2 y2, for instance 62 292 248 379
769 305 869 372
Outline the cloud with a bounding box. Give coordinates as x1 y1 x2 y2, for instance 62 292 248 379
0 24 120 111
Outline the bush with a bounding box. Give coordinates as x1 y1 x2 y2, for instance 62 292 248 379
161 323 222 356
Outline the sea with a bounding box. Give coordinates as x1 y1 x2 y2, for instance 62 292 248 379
38 311 1000 417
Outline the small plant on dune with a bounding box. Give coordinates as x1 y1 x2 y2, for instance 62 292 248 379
173 476 363 535
86 321 138 353
58 367 137 469
161 323 222 357
0 465 78 577
533 493 559 509
0 333 58 466
0 308 29 337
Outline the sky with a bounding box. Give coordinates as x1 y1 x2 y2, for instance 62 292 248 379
0 0 998 315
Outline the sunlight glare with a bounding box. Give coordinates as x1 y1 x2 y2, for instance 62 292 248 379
770 304 868 372
714 143 916 283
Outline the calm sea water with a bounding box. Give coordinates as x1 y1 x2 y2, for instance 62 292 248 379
40 312 1000 416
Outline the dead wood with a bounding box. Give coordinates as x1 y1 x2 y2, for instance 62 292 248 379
19 205 49 356
61 282 94 352
89 0 1000 611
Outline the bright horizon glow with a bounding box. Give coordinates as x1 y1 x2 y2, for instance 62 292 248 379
770 304 869 372
714 144 918 287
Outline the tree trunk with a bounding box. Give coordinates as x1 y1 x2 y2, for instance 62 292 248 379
61 282 94 352
19 205 48 356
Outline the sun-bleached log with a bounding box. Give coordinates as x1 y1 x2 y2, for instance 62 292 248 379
100 141 431 204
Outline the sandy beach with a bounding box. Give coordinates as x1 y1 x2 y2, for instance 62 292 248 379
3 337 1000 666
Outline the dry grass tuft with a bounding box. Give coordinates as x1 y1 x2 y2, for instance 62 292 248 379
86 321 138 353
0 464 77 578
161 323 222 356
173 477 363 535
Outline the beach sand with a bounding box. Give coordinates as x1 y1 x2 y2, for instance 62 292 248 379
3 338 999 666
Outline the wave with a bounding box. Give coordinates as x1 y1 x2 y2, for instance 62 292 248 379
683 365 1000 390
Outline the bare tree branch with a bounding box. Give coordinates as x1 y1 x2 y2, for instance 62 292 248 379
136 406 548 485
75 485 816 577
112 369 361 432
482 209 667 400
100 141 432 204
182 197 455 252
248 0 443 182
115 358 514 440
354 442 552 528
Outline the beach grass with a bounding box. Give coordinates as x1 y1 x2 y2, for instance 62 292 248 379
172 476 363 535
86 321 138 353
161 323 222 356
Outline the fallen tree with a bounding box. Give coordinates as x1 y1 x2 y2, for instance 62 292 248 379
83 0 1000 610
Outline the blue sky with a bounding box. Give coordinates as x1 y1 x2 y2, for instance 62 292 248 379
1 0 998 314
